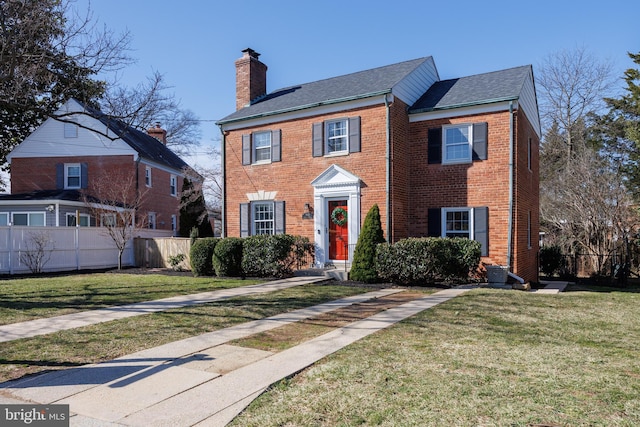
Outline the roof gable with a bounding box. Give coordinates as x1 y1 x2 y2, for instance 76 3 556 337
218 57 436 124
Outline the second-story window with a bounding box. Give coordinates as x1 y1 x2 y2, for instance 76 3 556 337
326 119 348 153
242 130 281 165
253 131 272 162
65 164 81 189
170 175 177 196
312 116 360 157
145 166 152 187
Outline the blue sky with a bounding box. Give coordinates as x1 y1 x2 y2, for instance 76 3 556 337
77 0 639 168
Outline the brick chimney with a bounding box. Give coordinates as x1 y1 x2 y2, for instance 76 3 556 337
235 48 267 110
147 122 167 145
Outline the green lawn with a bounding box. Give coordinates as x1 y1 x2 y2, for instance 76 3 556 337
231 285 640 426
0 272 261 325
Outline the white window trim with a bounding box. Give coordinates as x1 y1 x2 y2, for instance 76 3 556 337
325 119 349 154
66 213 91 227
252 201 275 235
442 123 473 165
145 166 152 187
170 175 177 196
441 207 474 239
64 163 82 189
11 212 46 227
252 131 272 164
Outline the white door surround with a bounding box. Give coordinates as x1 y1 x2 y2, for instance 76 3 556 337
310 165 361 266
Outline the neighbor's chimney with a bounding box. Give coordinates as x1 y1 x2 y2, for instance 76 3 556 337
235 48 267 110
147 122 167 145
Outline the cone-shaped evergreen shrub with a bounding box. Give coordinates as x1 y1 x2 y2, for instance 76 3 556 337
349 204 385 283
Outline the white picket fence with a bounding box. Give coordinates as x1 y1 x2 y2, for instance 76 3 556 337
0 226 173 275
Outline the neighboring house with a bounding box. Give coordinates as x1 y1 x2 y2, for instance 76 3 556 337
1 98 194 234
217 48 541 283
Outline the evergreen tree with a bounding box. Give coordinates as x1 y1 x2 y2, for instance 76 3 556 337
179 177 213 237
349 204 385 283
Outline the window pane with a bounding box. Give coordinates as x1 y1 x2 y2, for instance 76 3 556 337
13 214 27 226
253 202 274 235
444 126 471 162
67 165 81 188
29 213 45 226
0 214 7 226
327 120 348 153
445 210 470 238
253 132 271 161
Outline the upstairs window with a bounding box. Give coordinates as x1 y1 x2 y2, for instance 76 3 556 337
170 175 177 196
65 164 81 189
428 122 488 164
145 167 152 187
313 117 361 157
242 130 281 165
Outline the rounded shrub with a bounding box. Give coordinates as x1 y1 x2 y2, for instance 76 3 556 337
213 237 244 277
190 237 218 276
540 245 565 277
242 234 296 278
349 204 385 283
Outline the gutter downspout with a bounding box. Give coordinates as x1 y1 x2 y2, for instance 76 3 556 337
384 94 391 241
506 101 515 270
219 126 227 238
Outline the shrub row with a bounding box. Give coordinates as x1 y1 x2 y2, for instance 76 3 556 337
190 235 313 278
376 237 481 285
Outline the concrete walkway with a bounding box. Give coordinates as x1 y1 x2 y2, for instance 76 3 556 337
0 276 326 343
0 280 474 426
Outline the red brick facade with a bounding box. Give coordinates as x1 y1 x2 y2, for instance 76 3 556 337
11 155 181 231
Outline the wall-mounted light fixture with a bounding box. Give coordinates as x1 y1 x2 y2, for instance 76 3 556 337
302 203 314 220
46 204 55 212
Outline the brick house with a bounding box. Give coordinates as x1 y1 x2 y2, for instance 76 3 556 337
1 98 194 233
217 49 540 282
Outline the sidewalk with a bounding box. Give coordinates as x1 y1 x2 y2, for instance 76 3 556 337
0 280 474 426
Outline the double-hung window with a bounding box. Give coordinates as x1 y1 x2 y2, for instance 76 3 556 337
145 167 152 187
148 212 156 229
326 119 348 153
443 124 472 164
312 117 361 157
443 208 472 239
65 164 81 189
170 175 177 196
239 200 286 237
428 206 489 256
253 202 274 235
242 130 281 165
253 132 272 162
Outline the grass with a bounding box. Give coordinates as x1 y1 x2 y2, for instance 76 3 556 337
230 285 640 426
0 272 261 325
0 277 369 383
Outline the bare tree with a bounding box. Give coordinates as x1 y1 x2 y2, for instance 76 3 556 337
537 46 617 159
82 171 148 269
20 231 55 274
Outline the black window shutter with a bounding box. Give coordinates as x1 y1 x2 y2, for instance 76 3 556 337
312 122 324 157
474 206 489 256
349 116 361 153
427 208 441 236
271 130 281 162
81 163 88 189
472 122 488 160
242 134 251 165
274 201 286 234
240 203 250 237
428 128 442 164
56 163 64 189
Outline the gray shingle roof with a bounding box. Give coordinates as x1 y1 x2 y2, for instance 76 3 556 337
409 65 531 113
78 100 189 171
218 57 433 124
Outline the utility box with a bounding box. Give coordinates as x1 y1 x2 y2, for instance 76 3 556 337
486 265 509 285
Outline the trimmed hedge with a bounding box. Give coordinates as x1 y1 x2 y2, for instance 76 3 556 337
242 234 297 278
213 237 244 277
190 238 218 276
376 237 481 285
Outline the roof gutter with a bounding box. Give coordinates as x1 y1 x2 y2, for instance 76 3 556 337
217 90 392 127
409 95 519 115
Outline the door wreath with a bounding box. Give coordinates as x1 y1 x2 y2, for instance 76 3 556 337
331 207 348 226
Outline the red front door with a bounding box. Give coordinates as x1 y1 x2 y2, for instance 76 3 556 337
328 200 348 260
